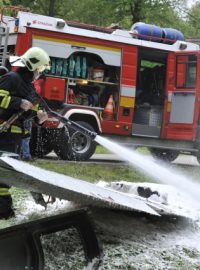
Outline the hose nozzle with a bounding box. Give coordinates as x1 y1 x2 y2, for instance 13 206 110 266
67 120 97 140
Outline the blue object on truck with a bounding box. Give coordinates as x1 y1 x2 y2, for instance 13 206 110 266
162 28 185 44
130 22 163 42
130 22 185 44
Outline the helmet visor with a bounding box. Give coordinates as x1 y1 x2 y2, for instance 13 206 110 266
9 56 25 67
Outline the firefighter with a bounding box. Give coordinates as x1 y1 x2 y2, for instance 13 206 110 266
0 47 50 219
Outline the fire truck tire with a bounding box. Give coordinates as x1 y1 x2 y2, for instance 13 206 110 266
150 148 179 162
68 121 97 161
30 127 53 158
53 127 71 160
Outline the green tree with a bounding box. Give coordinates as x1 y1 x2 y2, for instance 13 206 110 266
56 0 116 26
3 0 194 37
186 1 200 37
1 0 11 4
11 0 57 16
99 0 189 29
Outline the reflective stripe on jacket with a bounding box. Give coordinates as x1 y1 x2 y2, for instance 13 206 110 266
0 89 11 109
0 71 41 126
0 88 40 112
0 187 10 196
0 122 30 135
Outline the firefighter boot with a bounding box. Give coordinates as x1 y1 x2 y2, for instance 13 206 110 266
0 190 15 220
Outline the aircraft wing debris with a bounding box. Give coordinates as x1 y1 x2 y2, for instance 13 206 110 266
1 157 195 218
0 157 159 216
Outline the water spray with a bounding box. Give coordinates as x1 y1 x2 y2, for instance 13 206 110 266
96 135 200 205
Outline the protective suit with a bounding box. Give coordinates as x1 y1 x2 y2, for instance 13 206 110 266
0 47 50 219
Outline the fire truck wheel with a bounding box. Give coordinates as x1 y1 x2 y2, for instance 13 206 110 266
53 127 71 160
68 121 97 161
30 127 53 158
150 148 179 162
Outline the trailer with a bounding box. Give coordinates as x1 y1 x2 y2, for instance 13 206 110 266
1 6 200 162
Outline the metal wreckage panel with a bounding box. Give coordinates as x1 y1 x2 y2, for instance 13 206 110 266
0 156 159 215
0 209 101 270
0 157 189 217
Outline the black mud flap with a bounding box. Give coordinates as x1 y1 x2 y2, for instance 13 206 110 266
0 209 101 270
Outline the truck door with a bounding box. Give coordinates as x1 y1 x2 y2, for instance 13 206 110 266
162 52 198 140
132 48 167 137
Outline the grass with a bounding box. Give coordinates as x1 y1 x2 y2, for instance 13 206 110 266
95 145 150 155
95 145 110 154
32 161 155 183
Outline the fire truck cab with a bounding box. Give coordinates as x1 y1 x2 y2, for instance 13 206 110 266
1 8 200 162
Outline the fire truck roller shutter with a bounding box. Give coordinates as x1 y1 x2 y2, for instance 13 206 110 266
32 36 121 67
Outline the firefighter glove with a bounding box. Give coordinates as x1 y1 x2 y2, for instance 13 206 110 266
37 110 48 124
20 99 33 111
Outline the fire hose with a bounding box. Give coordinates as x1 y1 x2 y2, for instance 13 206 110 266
0 96 98 140
40 97 97 140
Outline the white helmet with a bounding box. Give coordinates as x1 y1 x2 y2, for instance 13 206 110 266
10 47 51 72
21 47 51 72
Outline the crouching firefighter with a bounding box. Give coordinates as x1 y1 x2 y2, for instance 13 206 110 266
0 47 50 219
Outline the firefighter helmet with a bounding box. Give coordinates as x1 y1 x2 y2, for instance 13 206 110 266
21 47 51 72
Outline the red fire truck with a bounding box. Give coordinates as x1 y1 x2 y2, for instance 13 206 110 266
1 7 200 162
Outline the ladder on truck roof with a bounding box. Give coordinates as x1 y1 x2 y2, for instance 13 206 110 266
0 5 30 67
0 26 9 66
